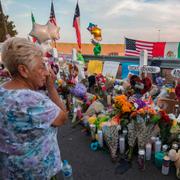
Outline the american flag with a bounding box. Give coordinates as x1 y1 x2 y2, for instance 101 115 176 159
125 38 154 57
49 0 57 26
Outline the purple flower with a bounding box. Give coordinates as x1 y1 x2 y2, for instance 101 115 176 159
134 99 146 110
70 83 87 99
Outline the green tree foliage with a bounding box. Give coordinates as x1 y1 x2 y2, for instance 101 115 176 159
0 14 17 42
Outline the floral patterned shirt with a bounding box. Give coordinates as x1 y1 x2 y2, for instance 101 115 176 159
0 87 61 180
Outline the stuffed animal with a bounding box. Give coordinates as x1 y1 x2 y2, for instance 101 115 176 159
168 149 180 179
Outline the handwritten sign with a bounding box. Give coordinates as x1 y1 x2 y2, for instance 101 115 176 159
128 65 139 71
128 65 160 73
171 69 180 78
102 61 119 78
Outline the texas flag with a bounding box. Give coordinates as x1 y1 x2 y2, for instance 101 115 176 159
73 2 81 49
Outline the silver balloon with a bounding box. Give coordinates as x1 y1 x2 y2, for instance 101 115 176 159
47 21 60 40
29 23 50 44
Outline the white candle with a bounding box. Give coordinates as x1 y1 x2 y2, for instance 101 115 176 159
155 140 162 153
146 143 152 160
97 130 103 148
119 136 125 154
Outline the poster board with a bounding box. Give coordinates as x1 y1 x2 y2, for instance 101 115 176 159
87 60 103 75
102 61 119 78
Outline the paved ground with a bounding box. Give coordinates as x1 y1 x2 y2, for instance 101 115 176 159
57 120 176 180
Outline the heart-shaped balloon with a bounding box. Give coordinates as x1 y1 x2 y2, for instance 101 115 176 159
47 21 60 40
29 23 50 43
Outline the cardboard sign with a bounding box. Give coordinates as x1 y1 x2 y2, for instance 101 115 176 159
171 69 180 78
102 61 119 78
128 65 160 73
128 65 139 71
87 60 103 75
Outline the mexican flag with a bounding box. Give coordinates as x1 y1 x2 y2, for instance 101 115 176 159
152 42 180 58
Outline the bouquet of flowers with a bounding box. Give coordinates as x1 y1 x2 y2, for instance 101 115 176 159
130 105 160 125
114 95 133 115
158 110 172 144
95 74 107 96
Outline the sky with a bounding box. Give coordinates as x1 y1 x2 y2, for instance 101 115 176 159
2 0 180 44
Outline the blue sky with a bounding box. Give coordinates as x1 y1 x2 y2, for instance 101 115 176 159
2 0 180 44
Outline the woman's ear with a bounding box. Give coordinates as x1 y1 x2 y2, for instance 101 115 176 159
17 64 29 78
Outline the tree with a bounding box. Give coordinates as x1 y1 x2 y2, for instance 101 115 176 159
0 0 17 42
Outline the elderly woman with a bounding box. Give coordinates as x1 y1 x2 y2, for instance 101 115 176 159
0 37 68 179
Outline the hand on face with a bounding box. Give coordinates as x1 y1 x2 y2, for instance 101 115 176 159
46 65 57 89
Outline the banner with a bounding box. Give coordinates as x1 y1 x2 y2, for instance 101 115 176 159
87 60 103 75
128 65 160 73
102 61 119 78
121 62 139 79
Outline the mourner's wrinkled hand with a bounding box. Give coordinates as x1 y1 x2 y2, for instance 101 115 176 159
46 65 57 89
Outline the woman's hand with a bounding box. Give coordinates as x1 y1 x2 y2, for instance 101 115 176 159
46 65 57 89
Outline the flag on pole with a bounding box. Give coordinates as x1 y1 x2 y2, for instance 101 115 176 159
125 38 154 57
49 0 57 26
73 2 81 49
125 37 180 58
31 12 37 43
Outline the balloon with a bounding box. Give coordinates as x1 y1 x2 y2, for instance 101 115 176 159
47 21 60 40
87 22 102 41
93 43 101 56
29 23 50 44
87 22 96 31
40 40 52 54
91 26 102 41
87 22 102 55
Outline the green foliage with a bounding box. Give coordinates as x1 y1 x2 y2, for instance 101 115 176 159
0 15 17 42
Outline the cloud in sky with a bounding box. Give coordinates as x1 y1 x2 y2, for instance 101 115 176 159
1 0 180 43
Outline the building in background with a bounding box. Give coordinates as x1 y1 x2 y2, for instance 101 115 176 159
53 42 125 56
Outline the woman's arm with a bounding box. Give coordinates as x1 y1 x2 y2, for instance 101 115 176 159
46 68 68 126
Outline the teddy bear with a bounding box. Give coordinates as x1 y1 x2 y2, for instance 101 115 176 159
168 149 180 179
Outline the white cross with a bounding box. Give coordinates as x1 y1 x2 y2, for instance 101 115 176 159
128 50 160 77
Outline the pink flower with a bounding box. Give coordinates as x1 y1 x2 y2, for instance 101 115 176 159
101 86 106 91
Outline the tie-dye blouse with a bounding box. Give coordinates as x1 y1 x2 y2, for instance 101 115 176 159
0 87 61 180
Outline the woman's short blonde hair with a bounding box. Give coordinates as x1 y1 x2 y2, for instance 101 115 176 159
1 37 43 76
